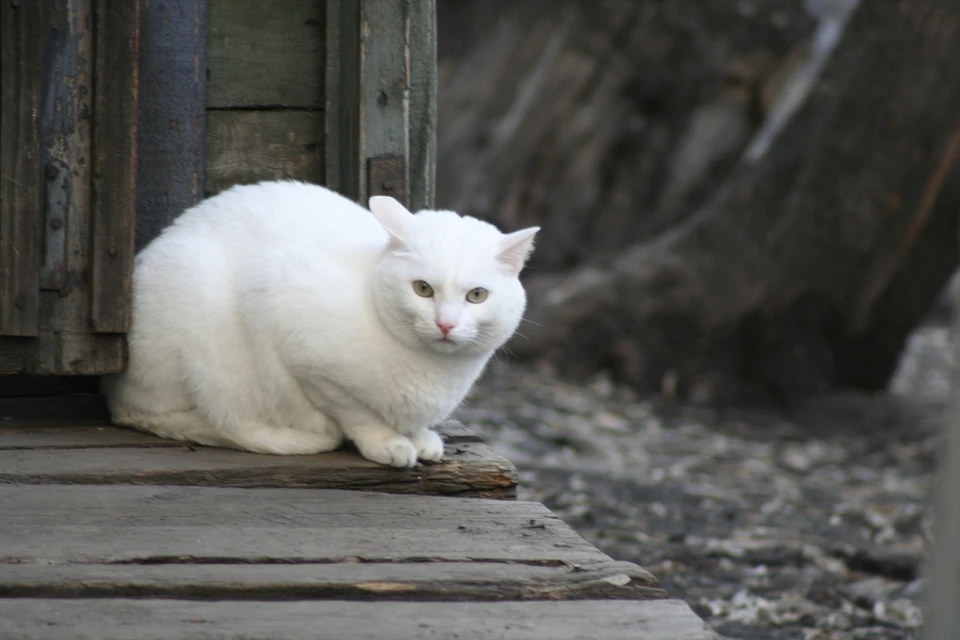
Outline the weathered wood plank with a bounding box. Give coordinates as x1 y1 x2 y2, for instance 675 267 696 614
0 486 602 564
0 421 481 446
206 110 323 196
408 0 437 211
0 599 715 640
0 0 44 337
206 0 323 109
324 0 361 198
359 0 410 203
136 0 206 249
0 440 516 498
0 425 180 449
89 0 140 333
0 559 663 601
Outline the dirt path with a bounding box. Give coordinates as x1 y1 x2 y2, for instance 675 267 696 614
456 325 947 639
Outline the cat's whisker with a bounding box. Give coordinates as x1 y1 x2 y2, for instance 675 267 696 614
520 318 543 327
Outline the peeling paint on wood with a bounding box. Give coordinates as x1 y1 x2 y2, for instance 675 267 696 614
136 0 206 250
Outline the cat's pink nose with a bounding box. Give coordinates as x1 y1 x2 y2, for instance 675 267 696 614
437 321 456 336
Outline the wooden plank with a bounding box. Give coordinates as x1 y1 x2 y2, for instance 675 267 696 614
206 110 323 196
0 436 516 499
0 486 603 564
0 391 481 442
324 0 361 198
359 0 410 203
89 0 140 333
408 0 437 210
136 0 206 249
0 420 481 446
0 0 43 336
0 426 179 449
206 0 323 109
0 599 716 640
0 560 663 601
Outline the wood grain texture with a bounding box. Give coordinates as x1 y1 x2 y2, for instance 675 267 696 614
1 559 663 601
0 485 610 565
408 0 437 210
0 0 44 337
359 0 410 202
0 0 128 373
0 440 516 498
324 0 361 198
0 417 514 498
0 599 716 640
136 0 206 249
206 110 323 196
90 0 140 333
206 0 323 108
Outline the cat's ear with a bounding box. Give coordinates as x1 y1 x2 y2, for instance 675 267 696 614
497 227 539 276
369 196 414 248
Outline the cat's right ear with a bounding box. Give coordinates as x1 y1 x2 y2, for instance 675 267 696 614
369 196 414 249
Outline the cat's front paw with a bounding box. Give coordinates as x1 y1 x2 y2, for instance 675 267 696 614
410 429 444 463
355 434 418 468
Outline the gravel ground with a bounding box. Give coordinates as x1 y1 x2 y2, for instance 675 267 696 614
455 323 950 640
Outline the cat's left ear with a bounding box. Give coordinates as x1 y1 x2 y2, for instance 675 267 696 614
498 227 540 276
369 196 414 248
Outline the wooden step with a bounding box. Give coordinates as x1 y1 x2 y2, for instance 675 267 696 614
0 485 716 640
0 395 716 639
0 395 517 499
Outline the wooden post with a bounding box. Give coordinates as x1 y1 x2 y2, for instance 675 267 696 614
325 0 436 211
0 0 44 337
135 0 207 250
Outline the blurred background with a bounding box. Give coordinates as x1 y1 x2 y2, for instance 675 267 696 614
441 1 959 638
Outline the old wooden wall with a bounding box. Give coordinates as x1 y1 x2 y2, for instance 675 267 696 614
205 0 436 211
0 0 139 375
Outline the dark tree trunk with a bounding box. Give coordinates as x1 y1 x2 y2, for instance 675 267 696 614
437 0 960 404
437 0 815 271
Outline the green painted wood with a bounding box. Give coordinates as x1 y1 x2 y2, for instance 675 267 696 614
324 0 361 198
359 0 410 204
135 0 207 250
408 0 436 211
205 110 323 196
203 0 435 208
206 0 323 108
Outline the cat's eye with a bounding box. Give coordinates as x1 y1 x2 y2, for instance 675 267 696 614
413 280 434 297
466 288 488 304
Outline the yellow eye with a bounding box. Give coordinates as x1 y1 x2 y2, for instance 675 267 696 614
466 288 488 304
413 280 434 297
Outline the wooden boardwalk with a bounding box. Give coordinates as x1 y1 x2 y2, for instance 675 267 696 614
0 397 716 639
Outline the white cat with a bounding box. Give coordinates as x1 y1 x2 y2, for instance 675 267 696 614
101 181 538 467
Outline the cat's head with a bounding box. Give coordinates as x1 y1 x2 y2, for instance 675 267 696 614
368 196 538 357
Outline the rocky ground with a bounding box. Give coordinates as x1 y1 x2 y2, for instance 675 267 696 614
455 323 950 640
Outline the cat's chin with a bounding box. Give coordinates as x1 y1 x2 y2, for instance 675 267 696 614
428 339 468 355
422 336 485 357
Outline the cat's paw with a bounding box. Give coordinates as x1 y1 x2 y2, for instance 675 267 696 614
410 429 444 463
356 434 418 468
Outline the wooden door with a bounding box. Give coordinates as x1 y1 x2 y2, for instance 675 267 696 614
0 0 139 375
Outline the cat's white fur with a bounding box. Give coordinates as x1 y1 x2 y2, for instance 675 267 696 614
101 181 538 467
